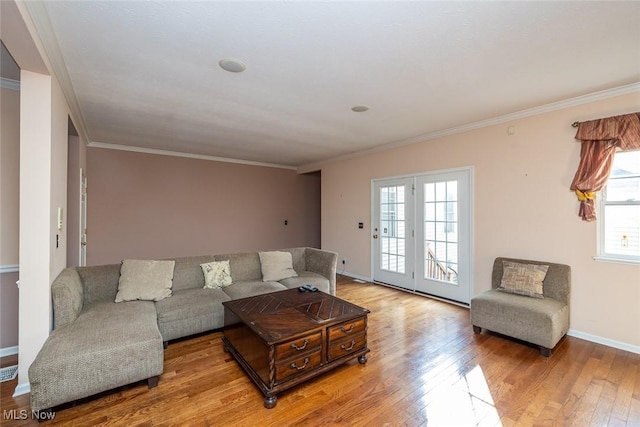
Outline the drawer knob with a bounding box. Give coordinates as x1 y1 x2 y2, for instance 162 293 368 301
290 357 310 371
340 340 356 351
290 339 309 351
340 324 355 333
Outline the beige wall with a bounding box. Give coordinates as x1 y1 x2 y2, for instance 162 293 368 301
0 271 19 349
321 92 640 349
1 85 20 351
86 148 321 265
1 86 20 266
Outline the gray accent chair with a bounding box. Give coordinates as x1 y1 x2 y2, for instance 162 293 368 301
470 257 571 356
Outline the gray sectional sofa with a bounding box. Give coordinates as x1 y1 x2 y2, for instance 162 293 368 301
29 247 337 413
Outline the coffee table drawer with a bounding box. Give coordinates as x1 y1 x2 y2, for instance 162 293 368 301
276 332 322 360
276 350 322 381
328 333 366 361
328 318 366 341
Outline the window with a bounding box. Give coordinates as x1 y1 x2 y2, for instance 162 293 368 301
599 150 640 263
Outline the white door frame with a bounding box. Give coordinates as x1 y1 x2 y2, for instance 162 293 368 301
79 168 87 266
371 166 474 304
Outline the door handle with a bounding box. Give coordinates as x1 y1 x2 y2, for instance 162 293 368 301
373 234 378 239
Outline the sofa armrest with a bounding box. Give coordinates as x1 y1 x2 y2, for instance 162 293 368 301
304 248 338 295
52 268 84 329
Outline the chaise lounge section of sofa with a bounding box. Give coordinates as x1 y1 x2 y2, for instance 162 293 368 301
29 247 337 413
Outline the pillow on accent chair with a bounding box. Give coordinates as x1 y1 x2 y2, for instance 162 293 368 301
259 251 298 282
497 260 548 298
200 260 233 289
115 259 175 302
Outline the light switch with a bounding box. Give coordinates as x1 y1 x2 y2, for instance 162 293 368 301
57 207 63 230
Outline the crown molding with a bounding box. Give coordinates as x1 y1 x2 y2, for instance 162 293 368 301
20 1 90 145
298 82 640 173
0 78 20 91
88 141 298 171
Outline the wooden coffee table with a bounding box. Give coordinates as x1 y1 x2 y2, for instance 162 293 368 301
222 288 370 408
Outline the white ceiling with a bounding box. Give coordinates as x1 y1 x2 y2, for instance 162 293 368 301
30 1 640 168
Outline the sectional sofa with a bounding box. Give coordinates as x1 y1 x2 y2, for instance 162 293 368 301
28 247 337 413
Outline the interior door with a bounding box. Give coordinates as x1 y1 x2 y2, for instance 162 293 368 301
415 168 472 303
372 178 415 290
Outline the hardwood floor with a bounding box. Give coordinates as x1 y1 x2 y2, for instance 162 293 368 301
2 275 639 426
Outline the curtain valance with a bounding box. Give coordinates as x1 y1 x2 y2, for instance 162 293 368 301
570 112 640 221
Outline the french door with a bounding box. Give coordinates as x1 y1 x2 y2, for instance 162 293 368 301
372 178 415 289
373 168 472 304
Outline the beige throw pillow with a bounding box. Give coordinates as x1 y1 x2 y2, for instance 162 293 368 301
115 259 175 302
201 260 233 289
498 261 548 299
259 251 298 282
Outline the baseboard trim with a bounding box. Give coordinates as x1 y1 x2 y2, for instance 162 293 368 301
0 346 18 357
567 329 640 355
338 271 372 283
13 381 30 397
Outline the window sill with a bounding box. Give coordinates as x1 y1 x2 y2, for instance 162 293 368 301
593 255 640 266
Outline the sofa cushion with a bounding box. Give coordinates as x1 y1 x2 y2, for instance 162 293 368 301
498 261 548 299
278 271 331 293
281 247 307 273
29 301 163 411
214 252 263 282
172 255 215 291
201 260 232 289
77 263 121 306
115 259 175 302
259 251 298 281
470 289 568 349
492 257 570 303
155 288 231 341
221 280 287 300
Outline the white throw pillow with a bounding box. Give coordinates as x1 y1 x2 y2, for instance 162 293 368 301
115 259 175 302
259 251 298 282
200 260 233 289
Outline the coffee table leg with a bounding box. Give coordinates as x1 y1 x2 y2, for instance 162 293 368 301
264 395 277 409
358 354 368 364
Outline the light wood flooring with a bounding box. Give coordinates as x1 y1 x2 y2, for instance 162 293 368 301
1 275 639 426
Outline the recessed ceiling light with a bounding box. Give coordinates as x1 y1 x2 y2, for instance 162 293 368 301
219 59 246 73
351 105 369 112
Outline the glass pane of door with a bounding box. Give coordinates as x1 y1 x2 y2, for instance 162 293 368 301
380 185 406 274
423 180 458 283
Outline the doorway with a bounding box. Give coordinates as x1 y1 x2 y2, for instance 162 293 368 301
372 167 473 304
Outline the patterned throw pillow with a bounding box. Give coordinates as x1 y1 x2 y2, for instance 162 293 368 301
498 261 549 298
200 261 233 289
